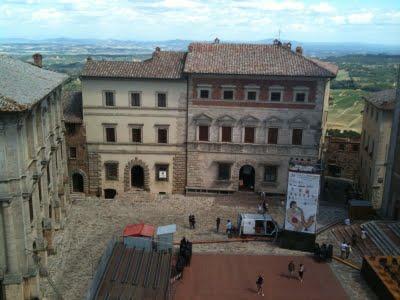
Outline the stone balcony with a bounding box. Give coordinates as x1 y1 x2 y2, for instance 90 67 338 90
188 141 318 157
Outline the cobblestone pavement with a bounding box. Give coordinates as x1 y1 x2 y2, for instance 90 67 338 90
41 194 376 300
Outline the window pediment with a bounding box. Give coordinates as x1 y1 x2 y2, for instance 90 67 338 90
240 115 260 126
288 115 309 129
216 115 236 126
193 113 213 125
264 116 284 127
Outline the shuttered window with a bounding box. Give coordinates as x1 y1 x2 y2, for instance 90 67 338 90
244 127 255 143
130 92 141 107
221 126 232 142
198 126 209 141
268 128 278 144
132 128 142 143
104 91 115 106
292 129 303 145
105 127 116 142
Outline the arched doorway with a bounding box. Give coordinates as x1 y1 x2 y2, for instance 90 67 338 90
239 165 255 191
131 165 144 188
72 173 84 192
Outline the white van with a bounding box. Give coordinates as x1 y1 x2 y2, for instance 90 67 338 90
238 213 279 237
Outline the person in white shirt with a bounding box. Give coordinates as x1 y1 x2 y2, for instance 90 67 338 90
340 241 347 259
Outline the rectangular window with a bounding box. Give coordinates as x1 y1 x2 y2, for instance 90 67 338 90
199 89 210 99
352 144 359 152
157 92 167 107
221 126 232 142
69 147 77 158
247 91 257 101
218 163 231 180
198 125 209 141
130 92 141 107
268 128 278 144
292 129 303 145
105 162 118 180
47 164 51 185
104 91 115 106
131 128 142 143
105 127 116 142
223 90 234 100
270 92 282 102
264 166 277 182
155 164 169 181
157 128 168 144
295 92 306 102
29 196 34 222
66 123 76 135
244 127 255 143
38 178 42 203
339 144 345 151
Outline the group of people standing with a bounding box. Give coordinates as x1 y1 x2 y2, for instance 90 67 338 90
340 240 352 259
188 214 196 229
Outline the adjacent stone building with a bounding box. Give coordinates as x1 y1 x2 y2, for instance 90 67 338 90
324 136 360 181
80 50 187 197
0 55 69 299
184 41 337 194
63 91 91 194
359 89 396 209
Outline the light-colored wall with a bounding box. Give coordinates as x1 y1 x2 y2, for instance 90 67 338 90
359 101 393 208
82 78 187 195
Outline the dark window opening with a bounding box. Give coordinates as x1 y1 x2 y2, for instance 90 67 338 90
352 144 360 152
131 165 144 188
239 165 255 191
157 128 168 143
47 164 51 185
105 91 115 106
38 178 42 203
270 92 281 102
29 196 34 222
244 127 255 143
72 173 84 192
295 92 306 102
104 189 117 199
157 93 167 107
156 164 169 181
69 147 77 158
199 89 210 99
105 163 118 180
268 128 278 144
292 129 303 145
66 123 76 135
198 126 209 141
339 144 345 151
49 205 52 219
221 126 232 142
218 163 231 180
105 127 116 142
264 166 277 182
247 91 257 100
132 128 142 143
223 90 234 100
131 92 141 107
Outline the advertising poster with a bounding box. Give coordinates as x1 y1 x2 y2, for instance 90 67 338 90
284 171 320 234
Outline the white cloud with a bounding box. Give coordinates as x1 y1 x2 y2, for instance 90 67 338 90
331 15 346 25
32 8 65 21
311 2 335 13
348 12 374 24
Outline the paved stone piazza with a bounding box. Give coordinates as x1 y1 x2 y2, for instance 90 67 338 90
41 193 376 300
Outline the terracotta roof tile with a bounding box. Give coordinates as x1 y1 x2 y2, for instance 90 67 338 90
81 51 186 79
0 94 29 112
184 42 338 77
364 89 397 110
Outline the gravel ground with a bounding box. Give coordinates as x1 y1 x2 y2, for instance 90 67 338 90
40 194 376 300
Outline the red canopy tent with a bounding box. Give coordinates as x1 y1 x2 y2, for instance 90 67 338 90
123 223 155 238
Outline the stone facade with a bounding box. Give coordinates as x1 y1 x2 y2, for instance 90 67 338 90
359 98 393 209
186 75 330 194
0 86 69 299
324 136 360 181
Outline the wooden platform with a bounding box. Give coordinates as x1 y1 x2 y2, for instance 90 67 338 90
173 254 348 300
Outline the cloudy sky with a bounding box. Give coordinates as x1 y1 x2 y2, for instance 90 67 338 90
0 0 399 44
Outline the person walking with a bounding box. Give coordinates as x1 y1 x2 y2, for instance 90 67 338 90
298 264 304 283
192 214 196 229
346 243 352 259
226 220 233 237
256 274 264 296
188 214 193 229
216 217 221 232
288 261 295 278
340 241 347 259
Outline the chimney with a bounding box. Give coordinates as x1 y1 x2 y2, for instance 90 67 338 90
153 47 161 57
214 37 220 44
295 46 303 55
32 53 42 68
86 56 92 62
283 42 291 49
155 46 161 52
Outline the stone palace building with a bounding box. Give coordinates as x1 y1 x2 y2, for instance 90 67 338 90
80 40 337 197
0 55 69 299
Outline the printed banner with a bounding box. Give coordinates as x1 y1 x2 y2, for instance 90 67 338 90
284 171 320 234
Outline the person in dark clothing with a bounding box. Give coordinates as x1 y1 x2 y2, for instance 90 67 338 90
216 217 221 232
188 214 193 229
262 200 268 213
288 261 295 278
191 214 196 229
256 274 264 296
298 264 304 283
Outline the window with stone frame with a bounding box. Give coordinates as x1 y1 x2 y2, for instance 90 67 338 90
157 92 167 107
244 127 255 143
221 126 232 142
157 127 168 144
105 126 116 142
269 91 282 102
267 128 278 144
104 91 115 106
155 164 169 181
218 163 231 180
130 92 141 107
222 89 234 100
69 147 77 158
131 127 142 143
105 162 118 180
246 90 258 100
264 166 277 182
198 125 209 141
199 89 211 99
294 92 307 102
292 128 303 145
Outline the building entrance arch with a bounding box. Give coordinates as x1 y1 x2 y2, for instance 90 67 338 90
239 165 255 191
